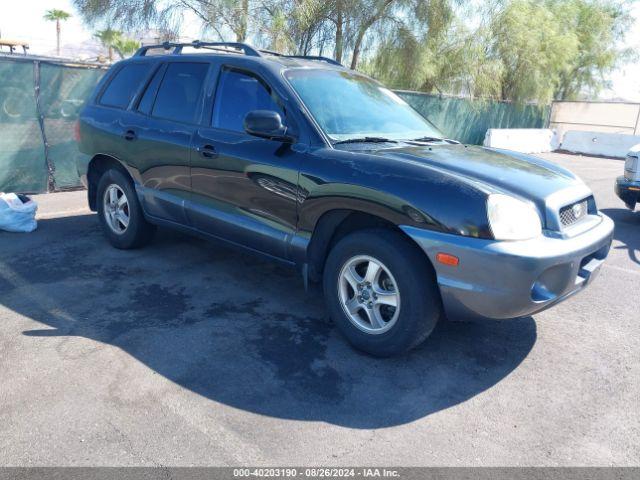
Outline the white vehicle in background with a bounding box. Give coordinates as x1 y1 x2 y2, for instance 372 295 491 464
616 146 640 211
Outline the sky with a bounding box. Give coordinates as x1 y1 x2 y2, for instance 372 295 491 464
0 0 99 56
0 0 202 59
1 0 639 101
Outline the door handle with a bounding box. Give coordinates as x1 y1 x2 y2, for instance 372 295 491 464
123 129 137 141
198 144 218 158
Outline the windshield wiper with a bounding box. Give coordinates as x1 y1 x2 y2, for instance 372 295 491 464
409 136 460 144
333 136 398 145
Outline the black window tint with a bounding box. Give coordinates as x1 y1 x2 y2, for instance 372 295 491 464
100 63 151 109
151 63 209 123
212 69 284 132
137 65 165 115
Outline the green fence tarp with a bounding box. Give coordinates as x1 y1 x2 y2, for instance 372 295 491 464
39 63 106 189
0 60 47 193
0 56 105 194
398 91 550 146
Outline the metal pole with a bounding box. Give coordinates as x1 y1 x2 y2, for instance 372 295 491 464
33 60 55 192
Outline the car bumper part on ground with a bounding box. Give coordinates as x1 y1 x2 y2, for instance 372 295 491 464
615 176 639 210
401 213 614 321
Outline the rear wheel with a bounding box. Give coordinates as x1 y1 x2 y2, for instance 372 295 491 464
323 229 442 357
96 169 155 249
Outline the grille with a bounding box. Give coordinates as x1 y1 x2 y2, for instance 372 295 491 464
559 199 588 227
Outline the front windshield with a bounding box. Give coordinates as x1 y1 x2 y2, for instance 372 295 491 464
284 68 444 142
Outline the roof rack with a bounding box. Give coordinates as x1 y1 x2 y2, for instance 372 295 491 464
135 40 262 57
259 49 342 67
285 55 343 67
134 40 344 67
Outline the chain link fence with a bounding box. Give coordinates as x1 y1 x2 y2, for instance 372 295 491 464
0 55 106 194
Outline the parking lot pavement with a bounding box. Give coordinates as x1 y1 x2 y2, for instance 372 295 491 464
0 153 637 466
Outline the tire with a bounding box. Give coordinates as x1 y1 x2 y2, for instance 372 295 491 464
96 168 155 249
323 229 442 357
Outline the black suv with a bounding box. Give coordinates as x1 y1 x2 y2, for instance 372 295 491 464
78 41 613 356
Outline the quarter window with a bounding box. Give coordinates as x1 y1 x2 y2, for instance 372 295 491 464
137 65 165 115
212 69 284 132
100 63 151 109
151 62 209 123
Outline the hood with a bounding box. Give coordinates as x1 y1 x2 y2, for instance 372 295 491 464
368 144 584 205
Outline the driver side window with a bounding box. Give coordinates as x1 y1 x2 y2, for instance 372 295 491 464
212 68 284 132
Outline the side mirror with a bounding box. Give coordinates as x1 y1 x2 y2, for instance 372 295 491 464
244 110 294 143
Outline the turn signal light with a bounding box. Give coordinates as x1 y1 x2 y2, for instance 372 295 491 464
436 252 459 267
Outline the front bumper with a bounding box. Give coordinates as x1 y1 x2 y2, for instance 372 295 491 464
401 214 614 321
615 176 639 210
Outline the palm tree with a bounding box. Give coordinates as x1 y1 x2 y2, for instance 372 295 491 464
94 28 122 62
113 38 141 59
43 9 71 56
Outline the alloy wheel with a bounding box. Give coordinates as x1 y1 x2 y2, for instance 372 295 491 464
338 255 401 334
103 184 130 235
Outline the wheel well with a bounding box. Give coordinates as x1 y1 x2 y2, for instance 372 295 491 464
306 210 433 282
86 155 131 211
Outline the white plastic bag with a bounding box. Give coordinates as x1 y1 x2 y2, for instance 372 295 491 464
0 193 37 233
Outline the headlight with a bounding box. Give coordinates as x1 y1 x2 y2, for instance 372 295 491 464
487 194 542 241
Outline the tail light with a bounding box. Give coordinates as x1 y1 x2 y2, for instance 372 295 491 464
624 153 639 181
73 120 81 143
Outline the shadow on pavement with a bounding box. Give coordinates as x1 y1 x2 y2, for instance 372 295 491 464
0 214 536 428
602 208 640 265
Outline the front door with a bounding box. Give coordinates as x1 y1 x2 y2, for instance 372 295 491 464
189 67 302 260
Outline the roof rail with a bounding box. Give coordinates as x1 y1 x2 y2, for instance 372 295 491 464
134 41 344 67
258 49 283 57
259 50 343 67
286 55 343 67
135 40 262 57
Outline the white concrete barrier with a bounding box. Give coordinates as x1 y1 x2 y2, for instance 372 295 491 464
483 129 559 154
559 130 640 158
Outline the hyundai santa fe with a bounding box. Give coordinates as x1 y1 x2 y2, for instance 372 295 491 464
77 41 614 356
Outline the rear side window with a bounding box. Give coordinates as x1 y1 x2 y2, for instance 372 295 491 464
212 69 284 132
151 62 209 123
137 65 165 115
100 63 151 109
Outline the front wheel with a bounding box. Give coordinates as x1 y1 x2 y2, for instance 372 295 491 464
323 229 442 357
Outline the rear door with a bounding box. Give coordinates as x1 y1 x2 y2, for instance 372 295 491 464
189 64 303 260
125 60 211 224
87 61 154 181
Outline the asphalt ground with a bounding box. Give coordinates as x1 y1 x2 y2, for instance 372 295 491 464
0 152 637 466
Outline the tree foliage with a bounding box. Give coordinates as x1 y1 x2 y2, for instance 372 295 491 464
487 0 635 102
552 0 635 100
94 29 141 60
71 0 635 103
112 37 142 58
94 28 121 61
